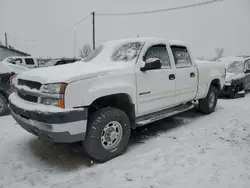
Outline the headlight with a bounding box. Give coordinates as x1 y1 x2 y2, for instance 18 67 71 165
41 83 67 108
41 83 67 94
41 98 59 106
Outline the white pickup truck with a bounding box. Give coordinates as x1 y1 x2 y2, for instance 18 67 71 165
9 38 226 162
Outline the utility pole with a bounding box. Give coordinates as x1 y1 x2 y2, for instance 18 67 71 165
5 32 8 47
92 12 95 50
74 30 76 58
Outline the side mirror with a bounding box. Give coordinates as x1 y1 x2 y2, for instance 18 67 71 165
140 58 162 71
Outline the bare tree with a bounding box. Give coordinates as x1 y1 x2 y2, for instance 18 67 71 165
79 44 92 58
212 48 224 61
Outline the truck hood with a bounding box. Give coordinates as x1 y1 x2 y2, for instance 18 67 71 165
17 61 131 84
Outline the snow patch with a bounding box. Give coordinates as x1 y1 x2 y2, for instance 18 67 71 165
15 85 40 93
237 90 245 94
146 58 160 64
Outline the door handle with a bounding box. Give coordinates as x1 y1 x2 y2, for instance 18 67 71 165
190 72 195 78
169 74 175 80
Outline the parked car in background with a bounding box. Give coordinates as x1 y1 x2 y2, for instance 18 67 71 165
0 62 28 116
46 58 80 67
9 38 226 162
217 56 250 98
6 56 39 69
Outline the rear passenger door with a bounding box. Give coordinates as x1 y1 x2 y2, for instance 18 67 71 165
244 59 250 90
170 46 198 104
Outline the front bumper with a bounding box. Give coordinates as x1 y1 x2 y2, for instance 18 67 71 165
221 85 235 96
9 94 88 143
221 78 245 97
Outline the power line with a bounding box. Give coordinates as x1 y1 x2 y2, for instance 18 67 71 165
96 0 223 16
7 33 38 43
56 14 91 35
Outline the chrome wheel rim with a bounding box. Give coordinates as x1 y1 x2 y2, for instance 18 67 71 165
101 121 123 150
209 92 215 108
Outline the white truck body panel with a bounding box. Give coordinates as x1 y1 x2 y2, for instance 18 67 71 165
195 60 225 99
15 38 226 117
9 38 226 145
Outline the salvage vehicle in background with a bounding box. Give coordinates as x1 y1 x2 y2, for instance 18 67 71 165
7 56 39 69
9 37 225 162
0 62 28 116
217 56 250 98
45 58 80 67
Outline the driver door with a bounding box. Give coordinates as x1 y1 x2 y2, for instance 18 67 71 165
136 43 176 116
244 59 250 90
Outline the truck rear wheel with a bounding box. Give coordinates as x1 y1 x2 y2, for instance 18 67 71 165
83 107 131 162
0 93 8 116
199 86 218 114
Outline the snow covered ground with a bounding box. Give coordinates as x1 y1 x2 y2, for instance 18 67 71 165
1 95 250 188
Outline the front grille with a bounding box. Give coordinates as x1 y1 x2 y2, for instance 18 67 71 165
17 90 38 103
18 79 42 90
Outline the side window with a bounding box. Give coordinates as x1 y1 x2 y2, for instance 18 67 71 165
143 44 171 68
171 46 192 68
55 61 66 66
25 58 35 65
12 58 22 64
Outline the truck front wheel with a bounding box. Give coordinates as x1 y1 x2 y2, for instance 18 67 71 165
199 86 218 114
83 107 131 162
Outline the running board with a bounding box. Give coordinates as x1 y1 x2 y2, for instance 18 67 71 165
135 103 194 126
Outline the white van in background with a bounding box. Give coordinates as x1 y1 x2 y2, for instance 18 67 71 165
5 56 39 69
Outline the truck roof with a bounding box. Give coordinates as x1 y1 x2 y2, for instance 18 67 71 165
8 56 35 59
105 37 187 46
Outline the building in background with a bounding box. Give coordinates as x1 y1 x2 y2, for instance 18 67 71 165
0 45 30 61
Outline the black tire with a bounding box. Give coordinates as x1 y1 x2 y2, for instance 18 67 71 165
83 107 131 163
0 93 8 116
199 86 218 114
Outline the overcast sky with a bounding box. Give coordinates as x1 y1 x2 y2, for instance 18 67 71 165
0 0 250 59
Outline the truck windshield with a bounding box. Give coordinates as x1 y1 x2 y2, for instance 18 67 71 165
227 61 244 73
83 42 143 63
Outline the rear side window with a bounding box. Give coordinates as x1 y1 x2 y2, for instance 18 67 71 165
171 46 192 68
25 58 35 65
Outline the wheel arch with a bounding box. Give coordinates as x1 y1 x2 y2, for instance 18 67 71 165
210 79 221 92
88 93 136 128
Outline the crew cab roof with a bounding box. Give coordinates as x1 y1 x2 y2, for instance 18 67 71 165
9 56 35 59
105 37 187 46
